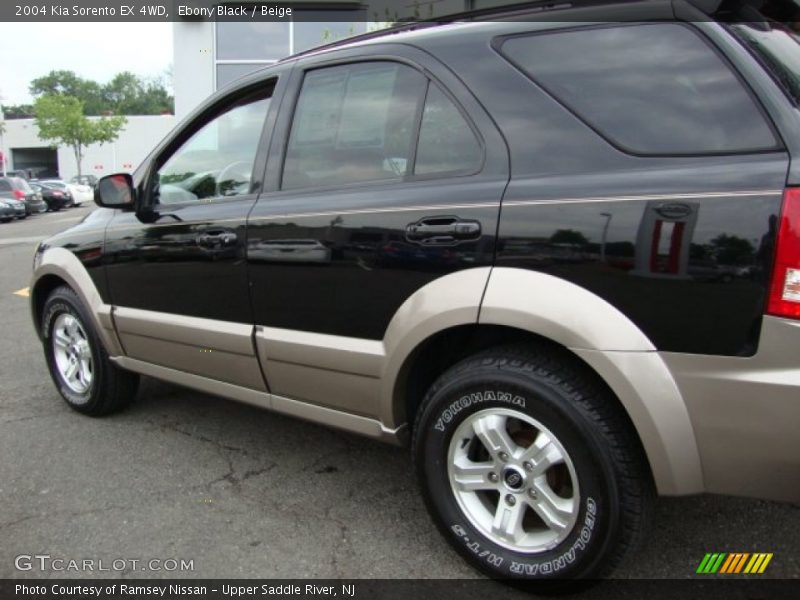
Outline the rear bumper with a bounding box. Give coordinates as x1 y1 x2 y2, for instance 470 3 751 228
45 198 67 210
662 316 800 503
27 199 47 214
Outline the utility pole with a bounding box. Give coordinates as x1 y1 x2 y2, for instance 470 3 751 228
600 212 612 263
0 104 7 177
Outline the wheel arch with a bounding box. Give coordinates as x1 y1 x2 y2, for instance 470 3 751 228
31 247 123 356
384 267 703 496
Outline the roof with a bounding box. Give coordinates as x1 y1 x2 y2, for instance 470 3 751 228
280 0 738 63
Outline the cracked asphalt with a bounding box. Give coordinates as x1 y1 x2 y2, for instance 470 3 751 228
0 208 798 585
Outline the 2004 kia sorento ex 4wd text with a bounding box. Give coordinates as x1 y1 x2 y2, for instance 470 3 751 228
29 0 800 585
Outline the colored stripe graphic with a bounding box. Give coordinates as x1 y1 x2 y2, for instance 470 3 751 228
719 554 736 574
760 554 774 573
697 553 727 573
699 552 774 574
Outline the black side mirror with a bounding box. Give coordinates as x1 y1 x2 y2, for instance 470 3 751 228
95 173 136 209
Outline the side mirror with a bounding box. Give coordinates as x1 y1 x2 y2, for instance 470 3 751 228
95 173 136 209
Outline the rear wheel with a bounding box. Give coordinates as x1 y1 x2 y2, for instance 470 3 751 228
413 344 653 589
42 285 139 416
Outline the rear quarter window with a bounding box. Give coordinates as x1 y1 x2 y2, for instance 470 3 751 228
497 23 780 155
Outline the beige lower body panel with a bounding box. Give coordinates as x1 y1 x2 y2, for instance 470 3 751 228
255 326 385 418
113 306 267 392
110 356 401 444
662 316 800 503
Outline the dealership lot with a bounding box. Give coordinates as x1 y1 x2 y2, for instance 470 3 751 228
0 208 798 581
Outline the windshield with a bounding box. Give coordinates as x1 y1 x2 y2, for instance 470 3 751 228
730 22 800 105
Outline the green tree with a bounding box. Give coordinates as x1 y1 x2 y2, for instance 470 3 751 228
709 234 755 265
2 104 35 119
105 71 173 115
30 70 106 115
34 95 126 176
30 69 173 116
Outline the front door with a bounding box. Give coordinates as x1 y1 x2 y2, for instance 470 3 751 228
104 75 282 391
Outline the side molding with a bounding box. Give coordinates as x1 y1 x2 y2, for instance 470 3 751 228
31 247 124 356
114 306 267 391
110 356 402 444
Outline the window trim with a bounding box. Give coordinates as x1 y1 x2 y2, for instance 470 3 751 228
144 80 277 210
492 22 785 158
277 57 486 194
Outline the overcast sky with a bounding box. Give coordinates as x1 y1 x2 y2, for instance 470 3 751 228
0 23 173 105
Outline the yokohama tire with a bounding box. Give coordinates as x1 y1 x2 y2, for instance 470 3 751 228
413 344 653 590
41 285 139 416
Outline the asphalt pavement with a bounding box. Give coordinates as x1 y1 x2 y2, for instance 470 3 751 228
0 207 797 585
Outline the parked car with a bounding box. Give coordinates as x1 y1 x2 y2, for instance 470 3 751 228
70 174 99 189
0 200 16 222
34 181 75 208
36 180 83 207
2 198 27 219
28 0 800 587
0 176 47 215
29 182 68 212
249 239 332 263
56 180 93 206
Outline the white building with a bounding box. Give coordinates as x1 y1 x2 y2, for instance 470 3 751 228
0 114 177 181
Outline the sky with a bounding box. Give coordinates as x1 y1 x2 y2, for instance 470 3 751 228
0 22 173 105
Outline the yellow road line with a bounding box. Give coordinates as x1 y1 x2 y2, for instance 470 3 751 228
13 287 30 297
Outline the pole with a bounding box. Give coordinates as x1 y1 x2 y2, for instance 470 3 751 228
600 212 612 263
0 105 6 177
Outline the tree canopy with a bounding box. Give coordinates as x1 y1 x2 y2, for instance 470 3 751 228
3 69 173 119
34 95 127 176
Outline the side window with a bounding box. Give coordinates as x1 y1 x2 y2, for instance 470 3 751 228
415 84 482 175
282 62 427 190
155 89 271 205
499 24 779 155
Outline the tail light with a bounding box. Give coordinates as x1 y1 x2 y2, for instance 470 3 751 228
767 187 800 319
53 191 64 198
13 189 25 199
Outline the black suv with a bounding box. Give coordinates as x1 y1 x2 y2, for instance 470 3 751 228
30 0 800 584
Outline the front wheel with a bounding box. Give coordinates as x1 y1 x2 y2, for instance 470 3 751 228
413 345 653 588
42 285 139 416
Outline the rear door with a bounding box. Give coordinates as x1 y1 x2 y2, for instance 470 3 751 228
247 45 509 417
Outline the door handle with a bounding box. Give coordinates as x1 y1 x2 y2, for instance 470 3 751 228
405 216 481 245
197 231 238 247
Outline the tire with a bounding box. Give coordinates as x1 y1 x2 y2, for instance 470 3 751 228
41 285 139 416
413 344 653 589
